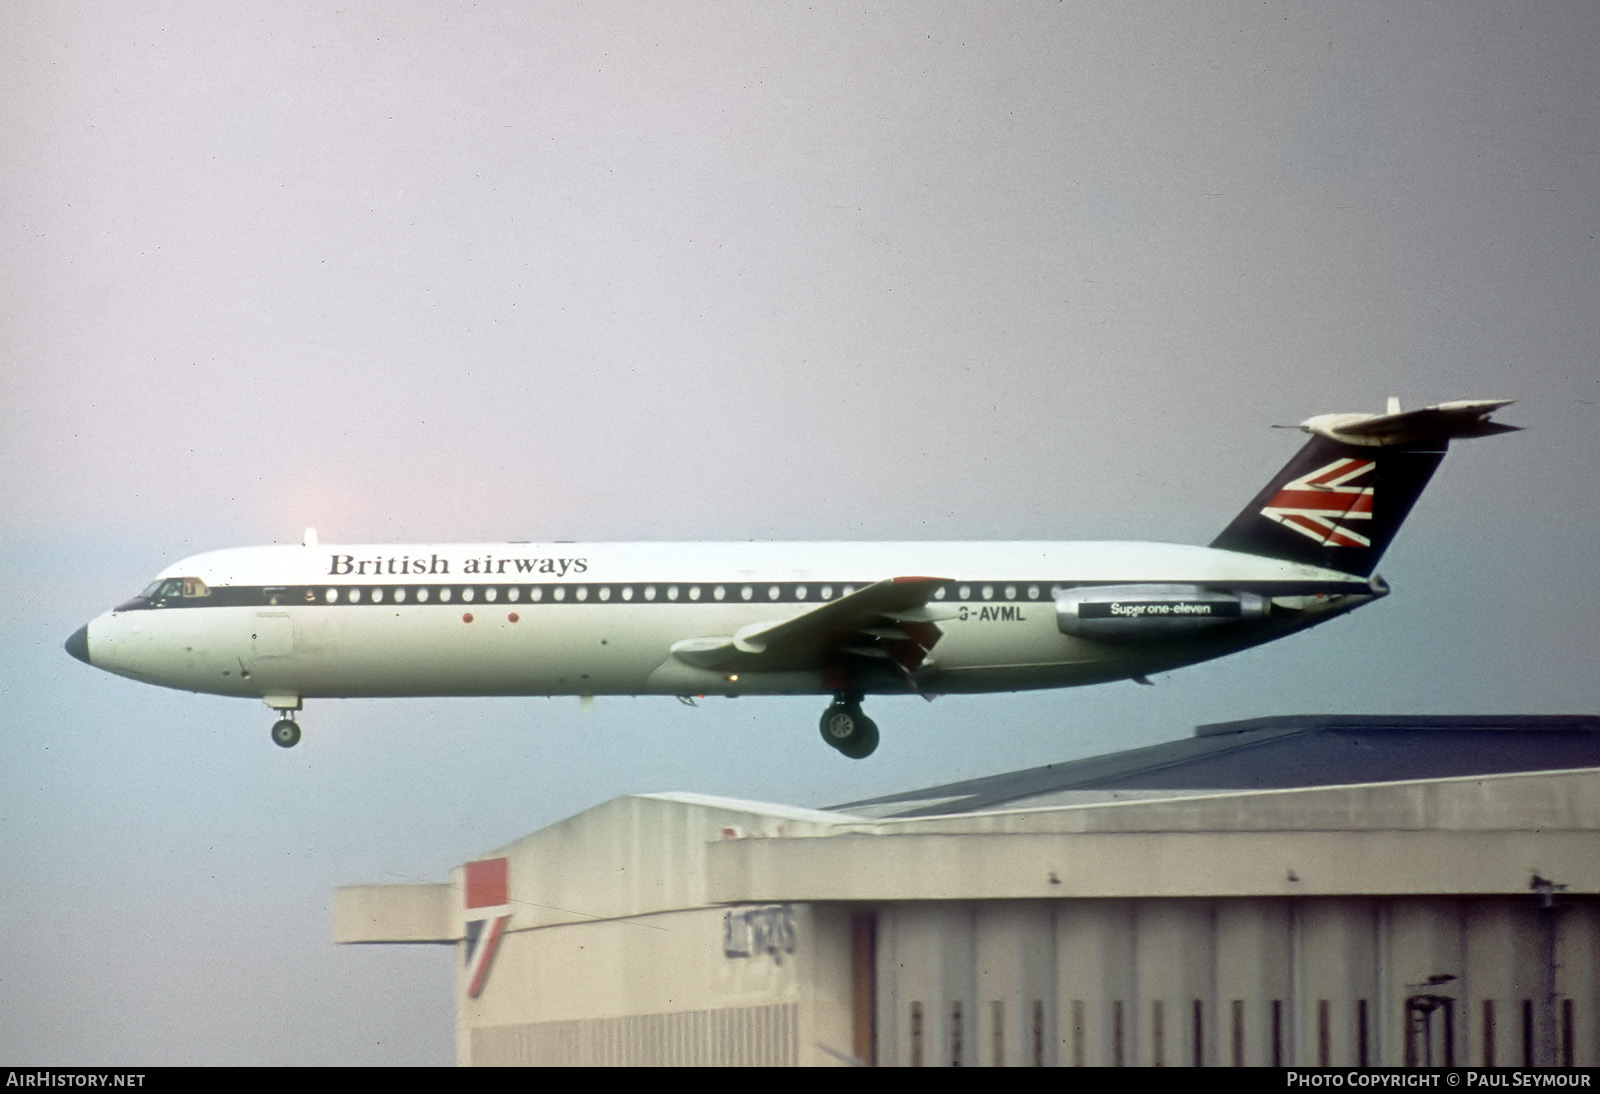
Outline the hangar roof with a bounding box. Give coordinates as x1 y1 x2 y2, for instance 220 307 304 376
834 714 1600 818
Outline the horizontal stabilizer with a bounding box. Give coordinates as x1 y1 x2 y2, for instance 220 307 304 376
1301 399 1518 447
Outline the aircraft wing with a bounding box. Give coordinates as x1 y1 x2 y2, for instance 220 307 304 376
668 576 952 681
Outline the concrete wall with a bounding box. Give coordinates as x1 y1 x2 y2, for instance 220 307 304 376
459 902 858 1066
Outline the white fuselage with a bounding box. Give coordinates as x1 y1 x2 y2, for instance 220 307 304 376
74 540 1382 706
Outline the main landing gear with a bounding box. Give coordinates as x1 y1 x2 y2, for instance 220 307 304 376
270 716 301 749
265 696 303 749
262 697 302 748
819 695 879 759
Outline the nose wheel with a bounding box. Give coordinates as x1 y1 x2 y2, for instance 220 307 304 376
819 697 879 759
270 716 301 749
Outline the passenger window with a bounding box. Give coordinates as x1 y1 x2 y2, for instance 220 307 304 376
325 588 339 603
393 588 406 603
349 588 362 604
485 588 498 603
417 588 430 603
371 588 384 604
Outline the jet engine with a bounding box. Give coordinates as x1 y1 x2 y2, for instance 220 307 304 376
1055 584 1269 641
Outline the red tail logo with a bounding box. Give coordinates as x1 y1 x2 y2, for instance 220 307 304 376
463 857 510 998
1260 458 1375 548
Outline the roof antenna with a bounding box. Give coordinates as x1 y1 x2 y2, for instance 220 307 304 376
1386 396 1401 415
302 527 319 548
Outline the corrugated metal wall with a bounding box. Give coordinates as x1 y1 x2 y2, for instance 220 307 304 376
470 1002 799 1066
872 896 1599 1067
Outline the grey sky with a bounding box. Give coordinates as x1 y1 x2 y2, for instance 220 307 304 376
2 2 1596 1065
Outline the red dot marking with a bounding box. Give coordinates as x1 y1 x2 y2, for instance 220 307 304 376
462 612 473 623
508 612 519 623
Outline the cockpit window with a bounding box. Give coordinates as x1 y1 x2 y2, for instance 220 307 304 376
142 577 211 602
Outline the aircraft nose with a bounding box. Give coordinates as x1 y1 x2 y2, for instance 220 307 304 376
65 624 91 664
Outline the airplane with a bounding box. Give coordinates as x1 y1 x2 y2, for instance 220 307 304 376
65 398 1516 759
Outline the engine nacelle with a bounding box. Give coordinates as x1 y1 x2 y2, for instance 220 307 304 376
1055 584 1269 641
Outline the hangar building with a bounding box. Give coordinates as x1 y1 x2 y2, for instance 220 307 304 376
334 714 1600 1066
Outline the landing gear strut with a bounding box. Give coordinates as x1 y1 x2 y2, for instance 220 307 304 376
819 695 879 759
270 715 301 749
264 696 303 749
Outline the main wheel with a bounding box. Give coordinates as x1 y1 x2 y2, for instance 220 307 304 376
839 716 879 759
821 704 858 743
271 718 301 749
819 704 880 759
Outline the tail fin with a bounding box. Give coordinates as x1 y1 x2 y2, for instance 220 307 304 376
1210 399 1517 576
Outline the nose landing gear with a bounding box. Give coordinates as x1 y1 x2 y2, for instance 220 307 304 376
819 695 879 759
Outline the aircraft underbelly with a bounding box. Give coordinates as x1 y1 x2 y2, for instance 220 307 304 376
250 603 1099 697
